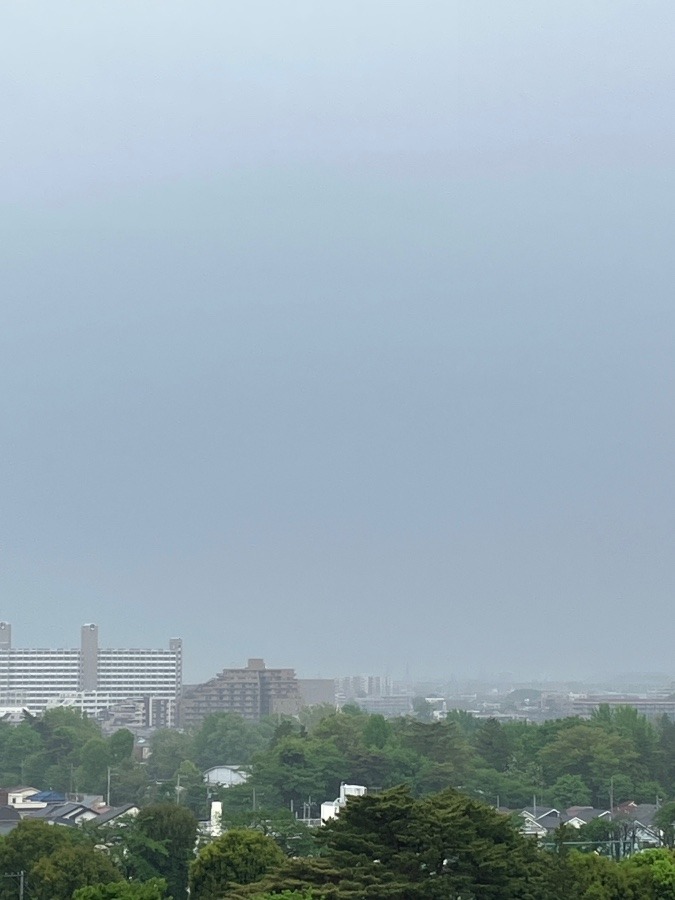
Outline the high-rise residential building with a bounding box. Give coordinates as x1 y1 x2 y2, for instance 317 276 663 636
0 623 182 725
180 658 301 728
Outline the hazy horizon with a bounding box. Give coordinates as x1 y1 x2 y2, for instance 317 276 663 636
3 2 675 684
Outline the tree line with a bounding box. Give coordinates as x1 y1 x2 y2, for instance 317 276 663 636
3 701 675 815
4 702 675 896
158 701 675 817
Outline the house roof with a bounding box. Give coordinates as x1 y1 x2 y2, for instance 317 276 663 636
29 791 66 803
94 803 138 825
521 806 559 820
535 814 564 832
0 806 21 821
566 807 611 823
615 804 659 827
23 801 96 823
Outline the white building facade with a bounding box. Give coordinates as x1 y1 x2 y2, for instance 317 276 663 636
0 623 182 724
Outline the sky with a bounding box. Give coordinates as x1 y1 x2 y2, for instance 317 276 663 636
2 2 675 683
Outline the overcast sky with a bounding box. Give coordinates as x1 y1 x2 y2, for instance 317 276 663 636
2 2 675 683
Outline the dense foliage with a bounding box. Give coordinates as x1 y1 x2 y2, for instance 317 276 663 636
207 788 675 899
2 703 675 896
2 702 675 816
190 829 284 898
0 820 123 900
209 703 675 816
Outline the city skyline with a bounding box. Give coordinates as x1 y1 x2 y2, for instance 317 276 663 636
0 619 674 692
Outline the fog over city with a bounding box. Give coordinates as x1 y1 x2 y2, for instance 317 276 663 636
2 2 675 683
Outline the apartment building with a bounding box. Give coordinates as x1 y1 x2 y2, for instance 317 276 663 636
571 694 675 721
180 658 301 727
0 623 182 725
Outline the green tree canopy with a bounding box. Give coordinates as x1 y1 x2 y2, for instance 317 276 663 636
108 729 135 764
228 785 548 899
133 803 198 899
73 879 168 900
192 712 268 769
146 729 194 781
0 820 122 900
550 773 592 808
190 829 284 899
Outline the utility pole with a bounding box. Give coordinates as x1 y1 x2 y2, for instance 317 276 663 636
610 776 614 819
2 872 24 899
107 767 112 806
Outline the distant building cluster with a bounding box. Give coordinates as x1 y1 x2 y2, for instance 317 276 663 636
4 621 675 735
570 694 675 720
0 623 181 727
336 674 394 701
336 673 413 717
0 625 338 731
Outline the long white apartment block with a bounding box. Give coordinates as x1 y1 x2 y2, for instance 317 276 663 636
0 622 182 724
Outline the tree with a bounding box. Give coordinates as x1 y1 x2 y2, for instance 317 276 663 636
576 818 624 860
73 880 168 899
653 802 675 848
220 808 317 857
108 729 135 764
411 696 434 722
0 820 123 900
29 844 123 900
246 893 314 900
146 729 194 781
78 738 112 793
172 759 207 816
110 758 150 806
396 718 472 764
362 714 389 749
550 774 592 808
0 819 77 898
192 713 267 770
539 724 638 805
547 849 632 900
298 703 337 732
312 713 365 756
133 803 198 899
475 717 511 772
226 785 549 899
656 716 675 797
100 815 168 885
463 765 539 808
189 829 284 899
250 735 343 810
1 722 44 781
621 848 675 899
